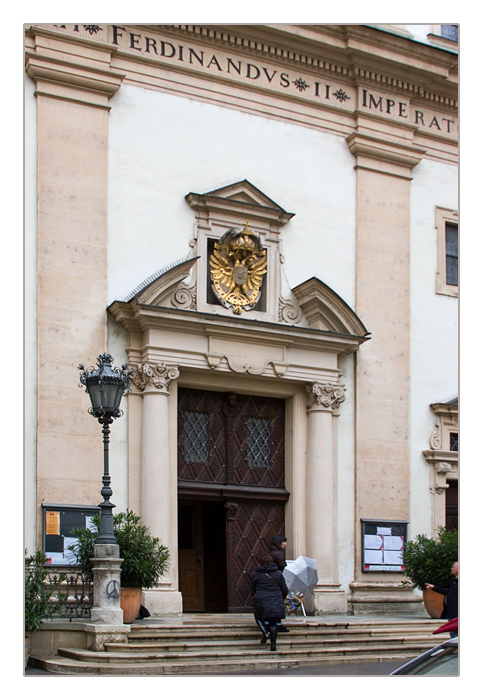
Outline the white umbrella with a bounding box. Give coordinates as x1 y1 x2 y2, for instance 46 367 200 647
283 555 318 596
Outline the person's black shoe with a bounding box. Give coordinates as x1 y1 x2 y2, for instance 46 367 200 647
260 634 268 644
279 625 289 632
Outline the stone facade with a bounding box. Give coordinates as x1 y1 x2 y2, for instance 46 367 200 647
24 24 458 616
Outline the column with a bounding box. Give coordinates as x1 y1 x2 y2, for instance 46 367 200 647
130 361 182 614
305 382 347 613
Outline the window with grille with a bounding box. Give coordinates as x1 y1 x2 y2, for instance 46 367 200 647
183 411 209 462
450 432 459 452
445 223 458 286
435 208 458 297
246 416 270 467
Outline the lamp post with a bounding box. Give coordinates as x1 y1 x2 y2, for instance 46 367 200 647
78 353 131 544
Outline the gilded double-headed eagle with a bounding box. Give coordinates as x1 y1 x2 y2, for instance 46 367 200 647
210 224 267 314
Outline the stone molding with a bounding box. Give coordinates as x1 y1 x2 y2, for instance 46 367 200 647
139 24 458 105
346 130 427 177
306 382 346 412
25 24 458 165
423 399 458 533
205 353 288 377
25 25 124 108
423 450 459 494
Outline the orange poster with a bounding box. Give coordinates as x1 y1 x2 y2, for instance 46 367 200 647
45 510 60 535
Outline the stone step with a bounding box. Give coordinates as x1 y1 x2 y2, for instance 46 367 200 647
59 637 442 665
127 620 443 641
31 652 405 676
33 640 440 675
127 626 441 641
29 617 447 675
104 633 439 654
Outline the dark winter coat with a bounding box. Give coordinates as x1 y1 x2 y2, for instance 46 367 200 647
433 579 458 620
268 536 287 571
251 563 289 621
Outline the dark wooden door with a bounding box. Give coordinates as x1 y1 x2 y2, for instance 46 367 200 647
178 502 204 611
446 480 458 531
178 388 288 612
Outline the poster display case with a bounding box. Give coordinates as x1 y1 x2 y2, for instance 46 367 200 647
361 519 408 572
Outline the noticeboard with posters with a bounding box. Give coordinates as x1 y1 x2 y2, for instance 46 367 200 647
42 503 99 565
361 519 408 572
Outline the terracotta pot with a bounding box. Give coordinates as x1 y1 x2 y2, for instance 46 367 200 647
120 587 143 624
423 588 445 619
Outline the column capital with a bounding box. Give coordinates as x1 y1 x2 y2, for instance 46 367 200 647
306 382 346 412
129 362 180 394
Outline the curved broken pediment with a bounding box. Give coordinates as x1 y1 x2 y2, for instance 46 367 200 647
124 257 199 308
292 277 369 337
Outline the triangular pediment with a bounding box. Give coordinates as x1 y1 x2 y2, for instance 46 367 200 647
185 179 294 225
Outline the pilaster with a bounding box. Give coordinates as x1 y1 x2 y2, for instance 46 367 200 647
26 25 126 540
349 116 423 613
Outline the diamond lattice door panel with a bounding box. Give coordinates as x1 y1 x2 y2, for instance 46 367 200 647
226 501 286 612
178 388 285 488
178 389 226 484
230 394 285 488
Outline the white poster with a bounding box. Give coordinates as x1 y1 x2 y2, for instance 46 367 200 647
384 549 403 565
364 534 383 549
364 549 383 564
383 535 404 550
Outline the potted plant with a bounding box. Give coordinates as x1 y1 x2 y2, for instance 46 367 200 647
69 510 169 623
25 550 65 667
402 527 458 618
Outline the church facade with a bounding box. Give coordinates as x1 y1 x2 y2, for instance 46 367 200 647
24 23 458 615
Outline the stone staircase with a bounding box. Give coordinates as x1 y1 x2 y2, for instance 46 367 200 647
30 616 448 675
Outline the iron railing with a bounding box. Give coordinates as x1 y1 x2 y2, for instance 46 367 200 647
44 567 93 620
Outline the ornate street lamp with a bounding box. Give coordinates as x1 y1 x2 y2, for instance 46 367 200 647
78 353 131 545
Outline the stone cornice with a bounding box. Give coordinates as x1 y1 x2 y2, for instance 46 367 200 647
108 300 369 358
150 23 458 108
28 24 458 112
25 24 458 164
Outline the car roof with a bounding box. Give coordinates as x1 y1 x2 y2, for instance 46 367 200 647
390 637 458 675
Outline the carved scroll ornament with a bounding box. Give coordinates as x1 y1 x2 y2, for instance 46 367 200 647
129 362 180 392
306 382 346 411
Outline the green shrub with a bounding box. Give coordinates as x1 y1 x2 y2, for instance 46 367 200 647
402 527 458 590
25 550 65 632
69 510 169 589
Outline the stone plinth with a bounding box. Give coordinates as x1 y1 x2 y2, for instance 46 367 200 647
90 543 124 625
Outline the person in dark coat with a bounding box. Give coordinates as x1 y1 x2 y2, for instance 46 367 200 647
267 535 289 632
251 553 289 651
425 561 458 636
268 534 287 571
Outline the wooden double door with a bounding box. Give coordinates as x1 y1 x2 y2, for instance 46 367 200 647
177 388 288 612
